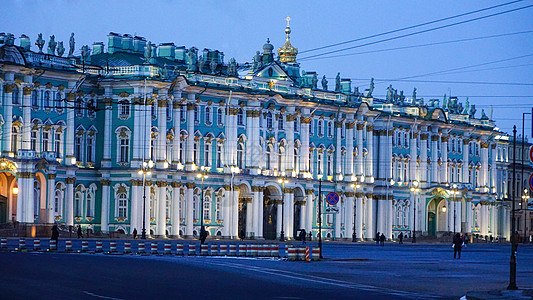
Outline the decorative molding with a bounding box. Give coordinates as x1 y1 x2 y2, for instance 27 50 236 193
66 177 76 184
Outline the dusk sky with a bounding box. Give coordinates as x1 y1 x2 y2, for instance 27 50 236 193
3 0 533 137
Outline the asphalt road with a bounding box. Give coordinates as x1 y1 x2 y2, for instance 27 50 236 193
0 241 532 299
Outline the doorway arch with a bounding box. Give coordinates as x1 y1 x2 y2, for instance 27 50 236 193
263 184 281 240
427 197 448 235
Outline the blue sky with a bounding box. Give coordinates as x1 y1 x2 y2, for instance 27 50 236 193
2 0 533 137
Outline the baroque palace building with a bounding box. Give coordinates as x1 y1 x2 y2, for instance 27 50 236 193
0 21 515 240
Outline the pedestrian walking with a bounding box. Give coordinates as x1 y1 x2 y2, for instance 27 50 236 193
453 233 463 259
464 233 469 246
133 228 137 239
299 229 306 245
380 233 385 246
375 232 380 245
200 226 208 244
51 224 59 242
77 225 83 239
398 232 404 244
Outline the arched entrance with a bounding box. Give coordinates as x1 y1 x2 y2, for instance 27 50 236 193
427 197 448 236
263 185 281 240
0 160 19 224
237 184 251 239
293 187 305 238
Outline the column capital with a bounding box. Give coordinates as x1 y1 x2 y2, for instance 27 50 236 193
185 182 196 189
156 181 168 187
300 116 312 124
305 189 315 195
171 181 182 188
3 84 16 93
103 97 113 107
345 122 355 129
18 172 34 179
251 186 264 192
356 123 365 130
48 174 57 180
66 177 76 184
366 125 374 131
157 99 169 108
344 192 355 197
441 136 449 142
67 92 77 100
129 179 141 186
420 133 429 140
187 103 196 111
480 142 489 149
22 86 34 95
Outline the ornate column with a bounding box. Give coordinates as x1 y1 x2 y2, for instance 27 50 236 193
100 179 111 233
335 120 342 180
232 187 240 238
430 132 439 184
185 183 195 237
65 92 76 165
250 110 262 174
283 189 294 239
481 141 489 189
102 97 113 168
490 144 497 192
129 179 140 233
465 198 472 233
258 187 264 238
286 113 296 176
441 135 449 184
365 125 374 183
246 110 254 170
171 182 181 237
21 85 33 151
410 132 418 182
376 195 386 237
356 122 365 179
300 114 311 174
305 189 314 233
156 99 168 168
65 177 76 227
156 181 167 236
2 84 15 155
171 98 182 166
355 192 363 240
185 100 196 171
334 199 341 239
344 118 354 178
251 186 262 238
365 193 374 240
222 186 231 237
46 174 56 223
420 133 428 185
344 193 354 239
462 137 470 183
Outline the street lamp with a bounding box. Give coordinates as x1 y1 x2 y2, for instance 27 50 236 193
351 180 361 242
508 125 518 290
197 166 209 240
317 174 323 258
410 180 420 243
278 174 288 241
452 184 459 235
522 189 530 244
138 159 154 239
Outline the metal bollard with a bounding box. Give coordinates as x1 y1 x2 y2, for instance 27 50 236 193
283 244 290 258
138 242 146 254
311 247 320 261
210 244 218 256
251 244 258 257
228 244 237 256
238 244 246 256
65 240 73 252
49 239 57 251
124 242 132 254
297 246 305 261
246 244 252 257
271 244 279 257
188 244 196 256
219 244 228 256
263 244 270 257
33 239 41 251
95 241 103 253
109 241 117 253
164 243 172 255
18 238 26 250
200 244 208 256
151 242 158 255
0 238 7 249
81 241 89 252
305 246 310 262
287 247 297 261
176 243 184 256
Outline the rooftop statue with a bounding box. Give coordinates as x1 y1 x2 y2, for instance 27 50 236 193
48 35 57 55
469 104 477 118
399 90 405 104
228 58 237 77
68 33 75 57
210 57 218 74
187 47 198 72
334 72 341 92
386 85 393 102
321 75 328 91
463 98 470 114
5 33 15 45
442 94 447 109
311 74 318 90
35 33 45 53
489 105 493 120
412 87 417 104
81 45 90 62
252 51 262 72
457 102 463 115
481 109 488 120
57 41 65 57
144 41 152 62
354 86 359 96
366 77 374 97
198 55 205 72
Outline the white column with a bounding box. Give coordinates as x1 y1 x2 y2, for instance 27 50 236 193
186 100 195 171
100 179 110 233
465 199 472 233
245 110 254 169
185 183 194 237
286 113 295 176
46 174 56 224
102 95 113 168
172 98 181 166
409 131 417 182
65 177 75 227
250 110 261 174
481 142 489 188
171 182 181 237
377 198 386 236
258 189 264 238
345 195 354 239
305 191 314 232
276 202 283 239
355 195 363 240
490 144 497 192
246 199 253 238
252 188 260 238
283 191 293 239
156 99 168 168
365 125 374 183
420 133 428 184
335 120 342 180
462 138 470 183
356 123 365 178
441 136 448 184
334 203 341 239
365 194 374 240
156 181 167 236
232 189 240 238
300 115 311 173
2 85 13 154
345 120 354 177
223 189 231 237
431 133 439 184
21 84 33 151
455 200 462 233
65 90 76 165
130 181 139 233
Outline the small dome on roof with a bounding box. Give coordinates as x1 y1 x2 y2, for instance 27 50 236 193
263 38 274 53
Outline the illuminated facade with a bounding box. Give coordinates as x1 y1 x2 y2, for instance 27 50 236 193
0 23 513 240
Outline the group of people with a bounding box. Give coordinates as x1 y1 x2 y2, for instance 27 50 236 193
375 232 386 246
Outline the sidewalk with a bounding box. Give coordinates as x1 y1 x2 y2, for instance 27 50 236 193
465 289 533 300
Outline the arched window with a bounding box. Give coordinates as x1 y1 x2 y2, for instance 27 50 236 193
86 191 94 217
193 195 198 220
294 117 300 133
86 135 96 163
237 109 244 126
266 145 272 170
217 108 223 126
294 148 300 173
118 193 128 218
116 127 131 164
216 196 222 220
12 87 20 105
266 112 273 129
194 105 199 124
54 188 63 215
237 143 244 169
278 146 285 172
54 131 63 157
204 141 211 167
193 140 199 165
31 90 38 108
216 143 223 168
203 196 211 220
75 192 83 217
11 126 20 152
317 151 324 175
43 91 51 110
119 100 130 119
278 115 284 130
327 121 333 138
327 153 333 176
42 129 50 152
75 132 84 162
75 97 84 117
318 120 323 136
34 180 40 218
31 128 38 151
205 106 211 124
54 92 62 112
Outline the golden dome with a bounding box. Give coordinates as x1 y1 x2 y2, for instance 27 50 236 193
277 16 298 63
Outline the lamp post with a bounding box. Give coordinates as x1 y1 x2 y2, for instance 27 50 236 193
508 125 518 290
138 160 154 240
351 180 361 242
317 174 323 258
452 184 458 235
278 175 288 241
411 180 420 243
197 166 209 238
522 189 530 244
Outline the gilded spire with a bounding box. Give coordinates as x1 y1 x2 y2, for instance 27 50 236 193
277 16 298 63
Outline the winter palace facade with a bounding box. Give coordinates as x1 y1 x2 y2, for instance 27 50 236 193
0 22 515 241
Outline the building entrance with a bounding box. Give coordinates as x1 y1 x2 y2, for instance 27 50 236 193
263 188 279 240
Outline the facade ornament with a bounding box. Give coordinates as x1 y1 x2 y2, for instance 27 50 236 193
81 45 90 63
35 33 45 53
68 33 75 57
412 87 417 104
334 72 341 92
277 16 298 63
144 41 152 63
57 41 65 57
480 109 488 120
186 47 198 72
228 58 237 76
469 105 477 118
321 75 328 91
47 35 57 55
366 77 374 97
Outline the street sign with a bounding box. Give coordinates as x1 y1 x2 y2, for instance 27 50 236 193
326 192 339 206
529 173 533 191
529 145 533 164
325 207 339 214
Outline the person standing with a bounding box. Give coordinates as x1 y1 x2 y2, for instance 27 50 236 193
399 232 404 244
77 225 83 239
299 229 307 245
51 224 59 242
453 233 463 259
375 232 380 245
133 228 138 239
380 233 385 246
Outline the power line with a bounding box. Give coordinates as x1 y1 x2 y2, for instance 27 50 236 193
300 3 533 60
300 0 525 54
356 78 533 86
301 30 533 61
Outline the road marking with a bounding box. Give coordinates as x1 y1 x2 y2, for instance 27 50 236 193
203 260 442 299
83 291 124 300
